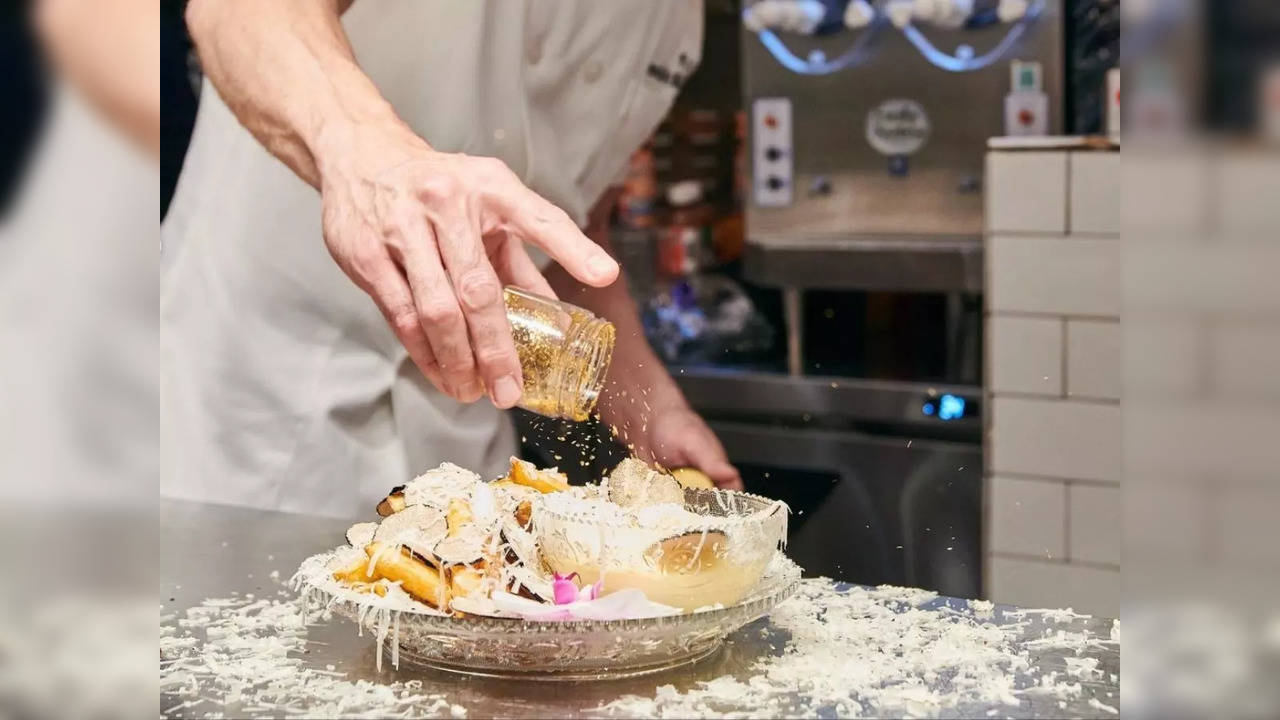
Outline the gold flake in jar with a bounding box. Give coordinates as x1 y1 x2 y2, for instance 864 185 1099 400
503 287 615 421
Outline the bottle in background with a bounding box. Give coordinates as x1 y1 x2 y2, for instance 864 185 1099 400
657 180 713 279
618 146 659 230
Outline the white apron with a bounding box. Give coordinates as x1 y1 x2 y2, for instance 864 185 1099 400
161 0 702 518
0 85 158 508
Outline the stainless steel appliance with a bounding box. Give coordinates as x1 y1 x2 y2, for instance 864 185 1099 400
743 1 1064 290
666 2 1066 597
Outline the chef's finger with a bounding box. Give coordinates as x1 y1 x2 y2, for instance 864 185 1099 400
394 209 482 402
480 165 618 287
704 460 744 491
491 234 557 300
359 251 448 393
683 431 743 490
435 208 524 410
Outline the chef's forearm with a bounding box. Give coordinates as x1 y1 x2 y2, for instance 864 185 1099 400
185 0 405 188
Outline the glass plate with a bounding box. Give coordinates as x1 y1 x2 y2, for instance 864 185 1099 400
296 552 801 681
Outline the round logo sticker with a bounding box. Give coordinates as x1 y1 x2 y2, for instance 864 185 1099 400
866 99 931 156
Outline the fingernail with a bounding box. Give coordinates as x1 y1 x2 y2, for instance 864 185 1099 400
491 375 522 408
588 254 617 278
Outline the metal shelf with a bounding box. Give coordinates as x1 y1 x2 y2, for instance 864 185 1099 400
743 233 984 292
671 365 981 440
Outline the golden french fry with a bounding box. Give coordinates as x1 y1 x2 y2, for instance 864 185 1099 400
333 556 370 585
508 457 569 493
376 490 406 517
513 500 533 529
449 564 485 599
365 542 451 609
446 497 473 537
347 579 391 597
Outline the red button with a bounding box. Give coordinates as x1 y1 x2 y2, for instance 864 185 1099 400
763 115 778 129
1018 109 1035 126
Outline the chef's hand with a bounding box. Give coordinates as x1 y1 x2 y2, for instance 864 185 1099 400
316 123 620 406
636 406 743 491
185 0 619 406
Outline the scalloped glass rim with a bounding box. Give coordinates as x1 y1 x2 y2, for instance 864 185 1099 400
539 487 789 530
297 551 802 634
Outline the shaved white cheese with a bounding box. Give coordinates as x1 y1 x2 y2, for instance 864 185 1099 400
970 599 995 619
345 521 377 548
595 580 1117 718
866 584 938 607
506 564 554 601
1007 606 1091 622
160 593 459 719
468 482 497 523
371 504 447 559
432 526 488 565
1089 697 1119 714
402 462 481 509
1063 655 1101 679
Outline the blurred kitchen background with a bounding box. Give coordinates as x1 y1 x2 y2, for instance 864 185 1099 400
152 0 1130 612
528 0 1127 615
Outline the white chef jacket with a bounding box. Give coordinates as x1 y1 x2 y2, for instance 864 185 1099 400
161 0 702 518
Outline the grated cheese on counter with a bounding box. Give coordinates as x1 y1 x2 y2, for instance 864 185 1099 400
161 579 1116 719
595 582 1117 719
160 595 456 718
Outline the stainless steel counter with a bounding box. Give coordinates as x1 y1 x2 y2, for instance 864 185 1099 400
160 499 1119 718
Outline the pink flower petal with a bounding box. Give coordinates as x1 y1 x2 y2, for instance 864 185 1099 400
577 579 604 602
551 575 579 605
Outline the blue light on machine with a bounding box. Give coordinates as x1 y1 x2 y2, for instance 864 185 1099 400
922 394 967 420
938 394 966 420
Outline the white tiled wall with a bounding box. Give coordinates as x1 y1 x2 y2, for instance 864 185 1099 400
1068 484 1121 566
989 476 1065 558
1209 323 1280 399
987 236 1121 316
988 556 1121 613
1069 152 1122 235
990 398 1121 482
988 316 1062 395
986 152 1068 233
1067 320 1121 400
1124 149 1280 622
984 147 1121 618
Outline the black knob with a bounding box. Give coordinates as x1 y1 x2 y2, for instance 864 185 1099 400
766 176 785 191
765 147 783 162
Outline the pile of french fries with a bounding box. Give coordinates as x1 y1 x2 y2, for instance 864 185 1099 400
331 458 569 614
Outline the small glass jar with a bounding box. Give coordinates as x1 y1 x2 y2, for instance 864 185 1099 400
503 287 615 421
